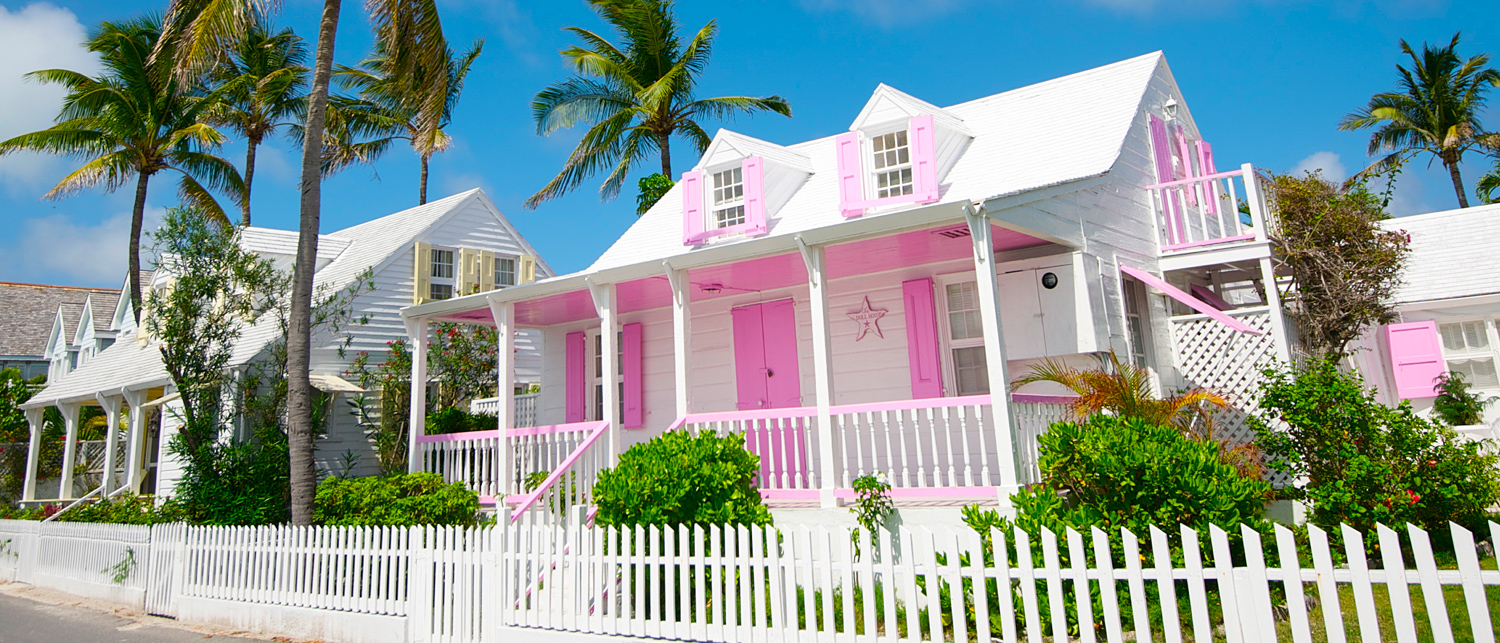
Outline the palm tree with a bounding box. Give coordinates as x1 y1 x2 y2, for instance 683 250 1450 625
206 24 309 226
159 0 452 525
1477 160 1500 205
0 16 244 324
1012 353 1229 436
525 0 792 209
1339 33 1500 208
323 40 484 205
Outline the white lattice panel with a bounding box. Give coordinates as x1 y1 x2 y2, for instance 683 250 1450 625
1169 309 1279 449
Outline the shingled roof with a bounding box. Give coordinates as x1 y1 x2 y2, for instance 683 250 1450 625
0 282 120 358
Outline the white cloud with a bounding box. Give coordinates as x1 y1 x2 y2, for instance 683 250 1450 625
1292 151 1348 183
0 205 165 287
0 3 100 195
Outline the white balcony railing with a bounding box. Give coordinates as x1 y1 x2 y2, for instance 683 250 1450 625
414 418 608 515
1147 163 1273 251
468 392 539 428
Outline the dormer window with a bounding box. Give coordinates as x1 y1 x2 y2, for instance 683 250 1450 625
871 129 914 199
711 167 746 228
429 248 455 300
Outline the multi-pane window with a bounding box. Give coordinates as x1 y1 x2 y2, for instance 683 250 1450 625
1124 278 1151 369
944 281 989 396
429 248 455 300
871 130 913 199
1439 320 1499 388
496 256 517 287
711 167 745 228
592 332 624 423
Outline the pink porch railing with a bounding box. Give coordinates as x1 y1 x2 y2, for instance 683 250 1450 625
672 395 1074 503
416 430 505 500
1147 164 1272 251
414 419 609 510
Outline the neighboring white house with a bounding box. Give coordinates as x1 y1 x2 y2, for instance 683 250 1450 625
400 52 1295 519
0 282 119 381
17 188 553 504
1357 202 1500 430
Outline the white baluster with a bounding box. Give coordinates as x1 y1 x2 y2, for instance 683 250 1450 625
939 405 958 487
974 402 991 486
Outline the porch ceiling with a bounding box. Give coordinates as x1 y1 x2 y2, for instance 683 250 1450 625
437 223 1049 327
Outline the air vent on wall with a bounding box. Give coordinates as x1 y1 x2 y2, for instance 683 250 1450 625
932 225 971 240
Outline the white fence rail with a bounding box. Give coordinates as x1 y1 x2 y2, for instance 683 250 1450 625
2 517 1497 643
468 392 539 428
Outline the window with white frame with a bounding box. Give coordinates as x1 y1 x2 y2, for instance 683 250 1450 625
495 256 517 287
1438 320 1499 389
870 129 914 199
942 280 989 396
592 331 624 423
428 248 455 300
1123 278 1152 369
710 166 745 229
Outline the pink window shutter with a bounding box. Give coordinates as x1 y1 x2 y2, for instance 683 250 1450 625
681 170 704 246
564 331 587 422
902 278 944 398
1196 140 1219 216
909 114 939 203
621 322 644 429
741 156 768 236
1175 128 1198 206
731 305 768 410
1386 321 1445 399
835 132 864 218
1148 114 1185 244
761 299 803 409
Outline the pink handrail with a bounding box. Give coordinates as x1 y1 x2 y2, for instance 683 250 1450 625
414 430 500 444
509 420 609 523
1144 168 1245 190
672 393 1074 428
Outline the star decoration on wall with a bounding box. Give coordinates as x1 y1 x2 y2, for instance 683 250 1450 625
847 296 887 341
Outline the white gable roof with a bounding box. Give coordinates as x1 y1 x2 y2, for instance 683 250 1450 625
850 83 972 137
696 130 815 174
1383 202 1500 305
589 51 1164 273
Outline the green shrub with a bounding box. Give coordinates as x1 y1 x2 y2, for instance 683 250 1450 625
170 425 290 525
1253 358 1500 535
313 472 480 526
1432 371 1493 426
426 408 497 435
0 494 184 524
592 430 771 527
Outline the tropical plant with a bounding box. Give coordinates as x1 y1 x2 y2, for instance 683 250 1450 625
206 23 309 226
1011 352 1227 437
313 472 480 526
593 429 772 527
1478 159 1500 205
635 173 674 215
322 40 483 204
525 0 792 208
1432 370 1494 426
161 0 456 525
0 16 245 323
1269 172 1410 357
1339 32 1500 208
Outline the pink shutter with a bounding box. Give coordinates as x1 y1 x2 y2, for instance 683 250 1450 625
621 322 643 429
761 299 802 409
1189 283 1232 311
902 278 944 398
731 305 768 410
564 331 587 422
909 114 939 203
1148 114 1184 244
1196 140 1219 216
835 132 864 218
681 170 704 245
1386 321 1445 399
741 156 768 237
1175 128 1197 205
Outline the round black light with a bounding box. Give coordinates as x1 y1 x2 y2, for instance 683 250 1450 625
1041 272 1059 289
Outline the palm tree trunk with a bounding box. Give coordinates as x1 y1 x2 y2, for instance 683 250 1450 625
658 130 672 178
1446 155 1470 208
287 0 342 526
419 155 428 205
242 136 260 227
128 171 150 325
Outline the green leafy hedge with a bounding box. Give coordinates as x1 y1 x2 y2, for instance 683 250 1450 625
592 430 771 527
426 408 498 435
313 472 480 526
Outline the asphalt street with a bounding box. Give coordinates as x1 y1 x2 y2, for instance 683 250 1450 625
0 591 276 643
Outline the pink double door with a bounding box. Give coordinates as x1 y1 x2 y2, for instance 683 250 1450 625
730 299 809 490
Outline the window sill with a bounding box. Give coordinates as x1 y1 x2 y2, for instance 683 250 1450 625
841 190 940 218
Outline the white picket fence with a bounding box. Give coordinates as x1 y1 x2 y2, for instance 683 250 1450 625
1 517 1497 643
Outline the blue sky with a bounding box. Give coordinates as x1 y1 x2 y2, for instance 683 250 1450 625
0 0 1496 288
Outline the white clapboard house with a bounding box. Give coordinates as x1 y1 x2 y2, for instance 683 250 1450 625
402 52 1296 519
17 189 551 505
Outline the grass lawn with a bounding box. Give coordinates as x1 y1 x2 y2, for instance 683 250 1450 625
1273 553 1500 642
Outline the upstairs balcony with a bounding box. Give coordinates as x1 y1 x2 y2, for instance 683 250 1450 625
1149 163 1278 271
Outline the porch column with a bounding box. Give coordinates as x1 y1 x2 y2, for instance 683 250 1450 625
96 394 120 496
57 401 81 500
964 206 1021 502
122 389 147 494
796 238 838 509
405 317 429 474
664 263 692 419
21 408 43 502
1258 256 1293 363
587 279 620 464
486 296 516 497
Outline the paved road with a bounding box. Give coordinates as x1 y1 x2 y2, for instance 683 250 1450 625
0 592 276 643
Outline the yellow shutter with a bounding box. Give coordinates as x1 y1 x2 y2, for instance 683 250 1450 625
459 247 479 296
519 255 537 284
413 241 430 305
479 251 496 292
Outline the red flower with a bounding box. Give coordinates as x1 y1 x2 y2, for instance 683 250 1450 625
1406 490 1420 504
